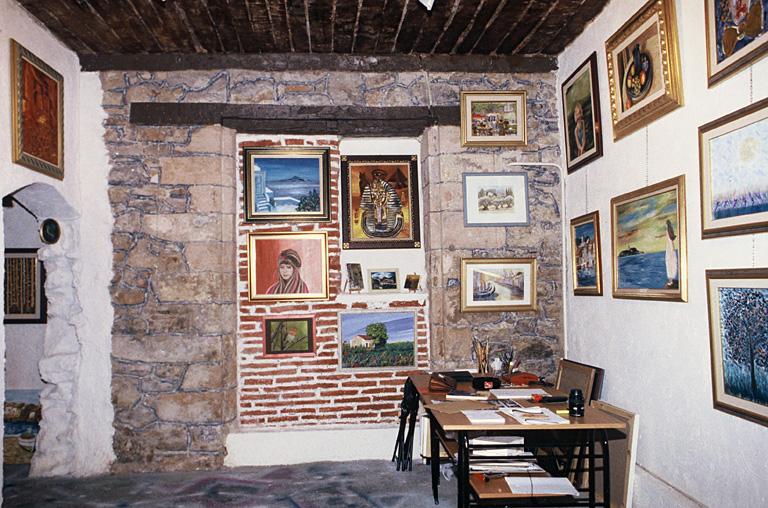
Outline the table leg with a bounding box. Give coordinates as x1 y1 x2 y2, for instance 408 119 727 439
457 431 470 508
429 413 440 505
588 430 596 508
601 430 611 508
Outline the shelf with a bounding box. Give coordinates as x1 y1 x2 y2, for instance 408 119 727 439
335 291 428 305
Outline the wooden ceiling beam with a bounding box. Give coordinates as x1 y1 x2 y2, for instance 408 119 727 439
472 0 529 54
264 0 292 52
393 0 429 53
353 0 386 53
333 0 359 53
17 0 96 54
541 0 608 55
235 0 272 52
205 0 246 52
286 0 310 52
309 0 335 53
374 0 407 54
127 0 193 52
496 0 554 54
452 0 500 54
506 0 562 54
433 0 481 54
85 0 153 53
411 0 452 53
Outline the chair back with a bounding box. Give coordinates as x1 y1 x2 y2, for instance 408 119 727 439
591 400 639 508
555 359 604 403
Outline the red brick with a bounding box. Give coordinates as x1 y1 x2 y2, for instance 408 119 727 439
321 389 359 397
320 405 353 413
361 387 398 395
300 414 339 421
340 412 377 419
333 396 371 403
244 378 274 385
355 371 393 379
357 403 394 411
343 381 377 388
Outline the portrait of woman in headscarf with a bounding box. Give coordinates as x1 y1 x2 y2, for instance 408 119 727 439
266 248 309 294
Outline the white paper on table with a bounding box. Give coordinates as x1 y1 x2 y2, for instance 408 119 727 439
499 407 569 425
470 460 543 473
490 388 548 399
505 476 579 496
461 410 506 424
470 435 527 457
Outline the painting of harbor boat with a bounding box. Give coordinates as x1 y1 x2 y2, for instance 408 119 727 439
610 176 687 301
570 211 603 295
461 258 537 312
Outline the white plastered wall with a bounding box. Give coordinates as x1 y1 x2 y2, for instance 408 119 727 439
558 1 768 507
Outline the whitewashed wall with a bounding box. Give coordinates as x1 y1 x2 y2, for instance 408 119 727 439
558 1 768 507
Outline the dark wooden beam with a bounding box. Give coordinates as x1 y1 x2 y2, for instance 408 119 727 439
286 0 310 52
353 0 387 53
498 0 560 54
453 0 500 54
472 0 530 54
374 0 407 53
333 0 359 53
308 0 335 53
264 0 291 52
394 0 429 53
433 0 480 54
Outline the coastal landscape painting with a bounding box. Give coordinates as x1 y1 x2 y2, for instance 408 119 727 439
570 211 603 295
611 176 687 301
461 258 537 312
339 311 416 370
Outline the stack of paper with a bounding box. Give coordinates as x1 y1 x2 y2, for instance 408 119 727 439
446 391 489 401
470 460 543 473
461 410 506 424
470 436 526 457
490 388 548 399
499 406 569 425
505 476 579 496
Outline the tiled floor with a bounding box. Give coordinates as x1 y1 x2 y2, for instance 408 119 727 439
3 460 458 507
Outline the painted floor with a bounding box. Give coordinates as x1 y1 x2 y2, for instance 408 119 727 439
3 460 459 507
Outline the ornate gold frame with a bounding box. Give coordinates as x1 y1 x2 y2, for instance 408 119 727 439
460 258 537 312
460 91 527 147
569 211 603 296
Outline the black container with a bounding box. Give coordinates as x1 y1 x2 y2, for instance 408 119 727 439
568 388 585 417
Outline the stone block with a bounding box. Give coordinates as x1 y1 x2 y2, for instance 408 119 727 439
149 392 224 423
159 156 227 185
154 272 234 303
143 423 189 452
135 126 190 144
229 78 277 104
441 213 505 250
143 214 222 242
438 153 495 183
180 126 224 154
113 360 153 377
113 210 143 233
188 186 222 213
112 335 221 363
126 238 186 273
192 306 237 334
181 363 224 390
112 288 146 306
189 425 224 452
185 241 236 273
112 376 142 410
439 182 464 212
115 402 157 428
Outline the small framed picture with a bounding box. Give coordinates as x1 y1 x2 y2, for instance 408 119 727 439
11 40 64 180
4 249 47 324
460 91 527 147
346 263 364 291
368 269 400 292
706 268 768 427
463 173 529 227
243 147 331 222
339 310 416 370
570 211 603 296
604 0 683 140
699 97 768 238
263 315 314 357
404 273 421 291
460 258 537 312
561 52 603 173
247 231 329 302
706 0 768 86
610 175 687 302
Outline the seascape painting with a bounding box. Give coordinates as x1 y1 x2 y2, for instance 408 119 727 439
570 210 602 296
707 0 768 84
461 258 537 312
339 311 416 370
562 53 602 172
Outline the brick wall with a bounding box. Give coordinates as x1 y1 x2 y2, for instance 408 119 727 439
236 136 429 428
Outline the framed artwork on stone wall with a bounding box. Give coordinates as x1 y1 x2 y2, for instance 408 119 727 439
698 97 768 238
11 39 64 180
569 211 603 296
604 0 683 140
340 155 421 249
262 315 315 357
460 91 527 147
705 0 768 86
706 268 768 427
338 310 416 370
561 52 603 173
463 172 530 226
3 249 47 324
247 231 329 302
460 258 538 312
243 147 331 222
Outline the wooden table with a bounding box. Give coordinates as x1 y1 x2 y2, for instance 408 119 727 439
410 373 626 508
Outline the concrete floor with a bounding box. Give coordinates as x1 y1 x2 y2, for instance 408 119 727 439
3 460 458 507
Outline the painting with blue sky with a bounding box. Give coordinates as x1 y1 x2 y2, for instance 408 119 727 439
339 311 415 369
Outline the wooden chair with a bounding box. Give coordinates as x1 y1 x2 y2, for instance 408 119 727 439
555 359 604 403
591 400 639 508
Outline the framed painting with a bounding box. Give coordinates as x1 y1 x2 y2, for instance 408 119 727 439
706 0 768 86
460 258 537 312
561 52 603 173
340 155 421 249
460 91 527 147
605 0 683 140
570 211 603 296
610 176 687 301
463 173 529 227
706 268 768 427
404 273 421 291
247 232 329 302
263 315 314 357
368 269 399 292
243 147 330 222
346 263 364 291
11 39 64 180
339 310 416 370
699 97 768 238
4 249 47 324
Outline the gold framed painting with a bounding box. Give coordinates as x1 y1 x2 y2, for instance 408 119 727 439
570 211 603 296
604 0 683 140
610 176 687 302
460 91 527 147
561 52 604 173
699 97 768 238
706 0 768 86
11 39 64 180
706 268 768 427
460 258 537 312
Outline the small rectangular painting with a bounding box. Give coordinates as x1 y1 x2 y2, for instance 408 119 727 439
605 0 682 140
339 311 416 370
346 263 364 291
706 268 768 427
570 211 603 296
263 316 314 356
706 0 768 86
699 97 768 238
460 91 527 147
368 269 399 292
561 52 603 173
463 173 529 226
610 176 687 301
243 147 330 222
4 249 46 324
340 155 421 249
11 40 64 180
460 258 537 312
247 232 329 302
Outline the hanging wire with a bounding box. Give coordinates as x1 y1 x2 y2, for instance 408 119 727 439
585 169 589 213
749 66 754 104
644 126 649 186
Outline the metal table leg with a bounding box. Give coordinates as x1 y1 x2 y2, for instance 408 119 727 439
588 429 595 508
601 430 611 508
457 431 470 508
429 413 440 504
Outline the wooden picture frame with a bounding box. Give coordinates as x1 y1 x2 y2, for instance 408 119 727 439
460 258 537 312
610 176 687 302
460 91 527 147
262 315 315 357
605 0 683 140
340 155 421 249
338 310 416 370
11 39 64 180
706 0 768 86
699 97 768 238
570 211 603 296
706 268 768 427
463 173 530 227
4 249 47 324
243 147 331 222
247 231 329 302
561 52 604 173
368 269 399 292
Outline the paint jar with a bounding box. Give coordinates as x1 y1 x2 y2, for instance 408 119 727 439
568 389 585 417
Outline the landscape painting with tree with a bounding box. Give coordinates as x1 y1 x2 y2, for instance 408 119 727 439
463 173 529 226
263 316 314 356
339 311 416 370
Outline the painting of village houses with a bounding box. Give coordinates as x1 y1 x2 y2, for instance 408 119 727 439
339 311 416 369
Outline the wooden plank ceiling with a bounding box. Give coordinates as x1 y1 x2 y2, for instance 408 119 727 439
17 0 608 57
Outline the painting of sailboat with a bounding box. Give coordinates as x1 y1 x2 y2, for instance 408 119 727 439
461 258 537 312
